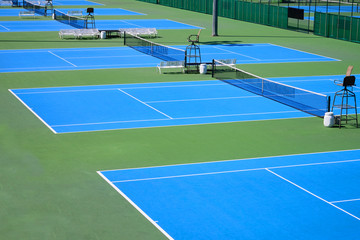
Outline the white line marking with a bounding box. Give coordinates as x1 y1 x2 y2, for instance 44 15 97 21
50 110 299 128
111 159 360 183
120 19 144 28
212 46 261 61
14 83 225 95
48 51 78 67
96 171 174 240
266 168 360 221
146 95 260 103
330 198 360 204
100 149 360 173
268 43 342 61
0 24 10 31
8 89 57 134
118 89 173 119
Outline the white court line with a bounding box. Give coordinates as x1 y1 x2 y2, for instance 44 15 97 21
101 149 360 172
0 24 10 31
48 51 77 67
8 89 57 134
12 82 226 95
97 171 174 240
146 95 260 103
118 89 173 119
266 168 360 221
111 158 360 183
50 110 299 128
119 19 144 28
268 43 341 62
330 198 360 204
212 46 261 61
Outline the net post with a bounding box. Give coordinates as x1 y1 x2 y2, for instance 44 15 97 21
327 96 331 113
211 59 215 78
124 32 126 45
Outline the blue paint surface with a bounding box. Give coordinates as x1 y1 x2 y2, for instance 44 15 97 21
11 73 360 133
0 8 144 17
99 149 360 239
0 19 200 32
0 44 338 73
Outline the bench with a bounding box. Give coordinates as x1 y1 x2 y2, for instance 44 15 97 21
67 10 83 17
19 11 35 18
119 28 157 38
59 29 78 39
157 61 185 74
59 29 100 39
215 59 237 66
0 0 12 6
78 29 100 39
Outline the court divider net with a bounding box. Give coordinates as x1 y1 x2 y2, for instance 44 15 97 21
212 59 330 117
124 32 186 62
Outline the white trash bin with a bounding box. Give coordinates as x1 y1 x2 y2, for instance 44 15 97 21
100 31 106 39
199 64 207 74
323 112 335 127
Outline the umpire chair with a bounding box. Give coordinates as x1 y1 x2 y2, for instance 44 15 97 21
331 66 358 128
85 8 95 29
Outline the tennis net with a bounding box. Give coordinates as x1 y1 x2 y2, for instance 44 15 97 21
124 32 186 62
212 59 330 117
53 9 87 29
23 0 51 16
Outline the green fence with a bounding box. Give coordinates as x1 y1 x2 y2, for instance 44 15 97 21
314 12 360 43
138 0 158 3
234 1 288 29
137 0 288 29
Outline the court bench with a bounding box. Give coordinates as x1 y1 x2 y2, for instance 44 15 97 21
119 28 158 38
157 61 185 74
19 11 35 18
59 29 100 39
67 10 83 17
157 59 236 74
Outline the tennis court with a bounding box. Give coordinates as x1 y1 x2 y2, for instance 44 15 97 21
0 44 338 73
2 0 360 239
10 74 359 133
0 19 200 32
288 5 360 13
0 8 144 17
98 149 360 239
52 0 103 5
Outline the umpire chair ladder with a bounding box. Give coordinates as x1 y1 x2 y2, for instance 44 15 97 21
331 75 358 128
85 8 95 29
185 30 202 71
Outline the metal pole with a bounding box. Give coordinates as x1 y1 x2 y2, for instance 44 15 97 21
212 0 218 36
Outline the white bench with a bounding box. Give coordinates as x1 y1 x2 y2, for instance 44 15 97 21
59 29 100 39
78 29 100 39
0 0 12 6
67 10 83 17
59 29 78 39
19 11 35 18
215 59 237 66
119 28 157 38
157 61 185 74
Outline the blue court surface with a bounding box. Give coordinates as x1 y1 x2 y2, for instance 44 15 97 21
0 19 200 32
288 5 359 13
0 8 144 17
52 0 103 5
98 149 360 239
0 44 338 73
9 75 360 133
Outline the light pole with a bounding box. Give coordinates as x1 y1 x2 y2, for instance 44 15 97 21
212 0 218 36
